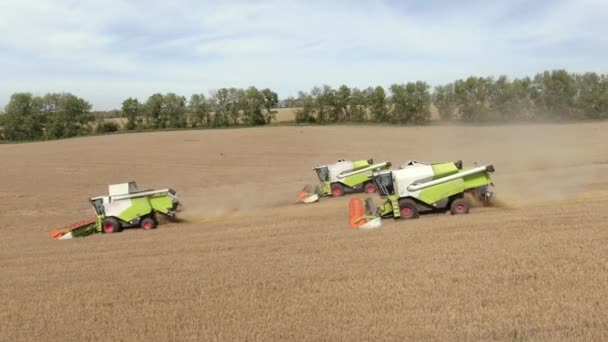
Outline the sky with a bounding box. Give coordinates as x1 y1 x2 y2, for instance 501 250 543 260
1 0 607 110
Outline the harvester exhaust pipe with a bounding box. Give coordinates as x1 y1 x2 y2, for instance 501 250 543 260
337 162 391 180
407 165 495 192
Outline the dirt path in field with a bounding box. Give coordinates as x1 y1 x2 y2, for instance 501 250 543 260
1 123 608 341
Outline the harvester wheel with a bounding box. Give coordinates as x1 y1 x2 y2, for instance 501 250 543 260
141 217 157 231
331 184 344 197
364 182 377 194
450 198 470 215
398 199 418 219
102 217 122 234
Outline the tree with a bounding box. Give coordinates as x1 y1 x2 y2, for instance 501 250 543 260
283 96 302 108
369 86 388 122
44 93 93 139
433 84 456 121
576 72 608 119
335 85 351 121
408 81 432 123
225 88 245 126
389 82 431 124
350 87 369 122
509 77 535 120
144 94 164 129
389 84 408 123
487 75 514 121
295 92 316 123
308 85 336 124
121 98 141 130
482 75 536 121
1 93 44 141
453 77 492 122
189 94 210 127
243 86 265 126
260 88 278 124
208 90 229 127
215 88 229 126
5 93 35 116
533 70 579 119
163 93 187 128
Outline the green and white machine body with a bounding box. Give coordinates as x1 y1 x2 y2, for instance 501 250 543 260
298 159 391 203
357 160 494 226
89 182 181 234
51 181 181 240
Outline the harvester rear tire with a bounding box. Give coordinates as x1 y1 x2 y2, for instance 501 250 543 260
141 217 157 231
398 199 419 219
450 198 470 215
102 217 122 234
331 184 345 197
364 182 377 194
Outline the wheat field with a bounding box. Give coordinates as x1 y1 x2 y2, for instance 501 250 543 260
1 123 608 341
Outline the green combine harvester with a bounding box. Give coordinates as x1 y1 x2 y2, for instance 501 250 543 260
297 159 391 203
51 182 181 239
349 160 495 229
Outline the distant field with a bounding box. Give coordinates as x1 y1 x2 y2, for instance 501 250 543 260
1 122 607 341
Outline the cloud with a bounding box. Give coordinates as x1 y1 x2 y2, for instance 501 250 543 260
1 0 607 109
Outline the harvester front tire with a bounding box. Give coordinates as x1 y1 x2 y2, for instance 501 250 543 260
141 217 157 231
398 199 419 219
331 184 345 197
102 217 122 234
450 198 470 215
364 182 377 194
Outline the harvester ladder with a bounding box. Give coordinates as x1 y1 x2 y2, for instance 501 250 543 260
391 198 401 218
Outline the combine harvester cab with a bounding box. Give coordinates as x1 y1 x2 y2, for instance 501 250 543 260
297 159 391 203
51 181 181 239
349 160 495 229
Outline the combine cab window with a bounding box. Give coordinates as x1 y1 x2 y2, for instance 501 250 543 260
315 167 329 182
374 174 394 195
90 199 105 215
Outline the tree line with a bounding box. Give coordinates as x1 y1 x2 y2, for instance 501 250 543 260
0 87 279 141
433 70 608 122
1 70 608 142
0 93 93 141
289 82 431 124
289 70 608 124
121 87 278 131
